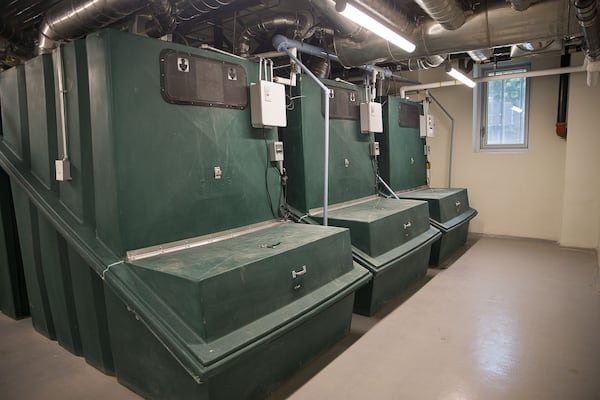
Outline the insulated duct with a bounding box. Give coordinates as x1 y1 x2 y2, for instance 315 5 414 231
237 13 312 57
508 0 533 11
407 54 447 70
308 0 365 38
308 0 413 39
575 0 600 59
176 0 238 20
327 0 579 66
37 0 175 54
467 49 493 63
150 0 177 34
309 57 330 78
413 0 466 30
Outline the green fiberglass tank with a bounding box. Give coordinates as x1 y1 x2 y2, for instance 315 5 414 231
0 29 369 399
0 65 29 320
396 188 477 266
380 96 428 191
282 78 440 315
0 168 28 319
380 97 477 266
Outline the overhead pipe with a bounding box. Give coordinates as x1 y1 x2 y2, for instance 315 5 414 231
575 0 600 59
556 53 570 139
309 0 414 38
406 55 447 70
467 49 493 63
272 34 340 62
272 34 418 83
307 0 365 38
275 38 332 226
328 0 579 66
413 0 466 30
309 57 331 78
176 0 238 20
353 0 415 32
508 0 533 11
237 14 312 57
37 0 176 54
399 64 586 97
148 0 177 36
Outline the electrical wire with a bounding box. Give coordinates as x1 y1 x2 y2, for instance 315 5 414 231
263 129 278 218
263 128 288 220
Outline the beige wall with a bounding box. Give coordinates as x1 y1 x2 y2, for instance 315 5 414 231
597 209 600 267
409 57 568 241
559 69 600 249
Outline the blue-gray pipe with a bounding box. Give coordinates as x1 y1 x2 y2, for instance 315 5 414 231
273 34 339 63
273 34 419 84
277 40 332 226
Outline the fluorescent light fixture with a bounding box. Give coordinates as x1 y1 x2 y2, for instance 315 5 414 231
446 66 477 88
511 105 523 113
338 3 416 53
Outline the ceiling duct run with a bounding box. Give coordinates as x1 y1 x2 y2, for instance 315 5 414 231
314 0 579 67
308 0 414 40
175 0 239 21
467 49 494 63
37 0 176 54
237 13 313 57
413 0 466 31
508 0 533 12
575 0 600 59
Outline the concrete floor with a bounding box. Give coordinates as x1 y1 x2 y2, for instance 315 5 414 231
1 236 599 399
290 237 600 400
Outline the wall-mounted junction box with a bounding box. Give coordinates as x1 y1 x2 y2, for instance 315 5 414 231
360 102 383 133
268 141 284 162
420 114 435 137
370 142 380 157
55 159 72 181
250 81 287 128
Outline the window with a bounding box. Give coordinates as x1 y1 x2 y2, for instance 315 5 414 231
476 63 530 151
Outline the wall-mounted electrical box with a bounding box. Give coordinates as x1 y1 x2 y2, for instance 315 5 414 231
360 102 383 133
419 114 435 137
55 159 72 181
250 80 287 128
268 141 284 161
370 142 380 157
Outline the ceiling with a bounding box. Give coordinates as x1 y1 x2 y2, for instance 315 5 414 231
0 0 594 75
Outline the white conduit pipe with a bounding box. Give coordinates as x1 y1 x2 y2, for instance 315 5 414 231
377 175 400 199
427 92 454 188
400 64 586 97
280 47 332 226
55 45 69 162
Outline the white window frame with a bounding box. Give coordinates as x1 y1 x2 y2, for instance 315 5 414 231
474 61 531 152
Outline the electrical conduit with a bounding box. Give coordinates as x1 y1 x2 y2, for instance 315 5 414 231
275 37 332 225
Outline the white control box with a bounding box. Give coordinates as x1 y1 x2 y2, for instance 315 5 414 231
360 102 383 133
370 142 380 156
55 159 72 181
268 141 284 162
426 114 435 137
419 114 435 137
250 80 287 128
